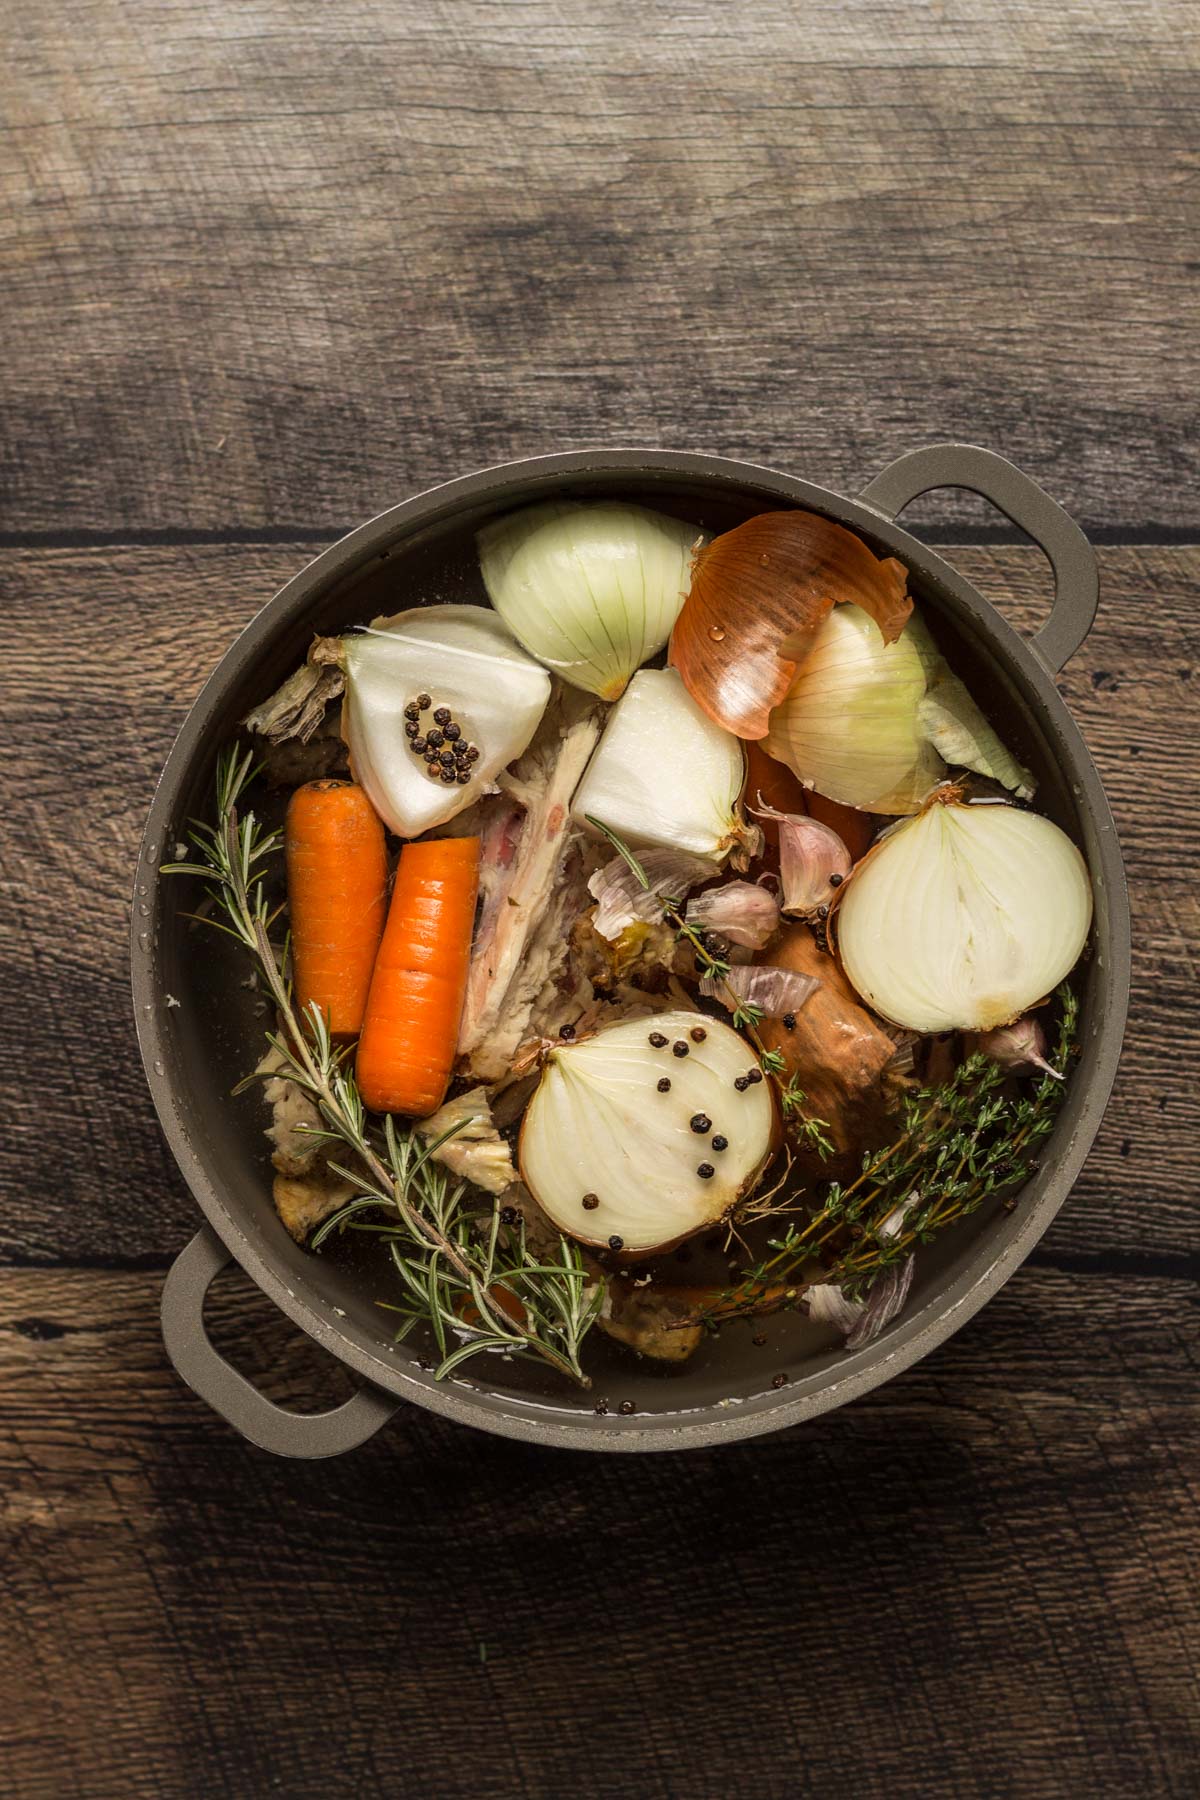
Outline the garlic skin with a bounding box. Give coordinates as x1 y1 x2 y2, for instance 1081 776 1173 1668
572 667 760 866
974 1016 1064 1080
519 1010 776 1256
836 798 1093 1033
588 847 716 942
699 964 819 1018
684 880 780 949
477 502 700 700
341 607 551 837
753 803 852 915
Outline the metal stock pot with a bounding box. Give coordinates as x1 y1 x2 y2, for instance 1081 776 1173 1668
134 445 1129 1456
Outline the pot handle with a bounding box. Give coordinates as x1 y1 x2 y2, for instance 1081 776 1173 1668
858 443 1098 674
161 1226 399 1458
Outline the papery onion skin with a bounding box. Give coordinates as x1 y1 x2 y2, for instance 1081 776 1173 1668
669 510 912 739
588 848 716 942
477 501 700 701
572 667 759 866
764 604 946 815
835 797 1093 1033
699 963 819 1017
518 1010 777 1257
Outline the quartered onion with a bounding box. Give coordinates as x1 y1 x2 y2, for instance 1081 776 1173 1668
669 510 912 739
477 501 700 701
341 606 551 836
836 793 1093 1032
519 1011 776 1256
571 667 760 866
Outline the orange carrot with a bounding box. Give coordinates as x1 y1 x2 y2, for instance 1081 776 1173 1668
356 836 480 1117
285 781 388 1037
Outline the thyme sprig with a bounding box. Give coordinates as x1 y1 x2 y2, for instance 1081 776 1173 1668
163 747 602 1386
689 987 1079 1327
585 817 834 1159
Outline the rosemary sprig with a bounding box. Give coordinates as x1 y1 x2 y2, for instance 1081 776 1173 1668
585 817 834 1158
690 987 1079 1326
163 747 602 1386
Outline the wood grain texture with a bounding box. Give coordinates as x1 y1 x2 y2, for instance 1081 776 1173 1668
4 541 1196 1269
3 0 1198 537
0 1263 1197 1800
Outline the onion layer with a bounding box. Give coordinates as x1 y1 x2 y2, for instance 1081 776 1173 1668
519 1011 776 1255
477 502 699 701
836 795 1093 1032
669 510 912 739
572 667 760 866
342 607 551 836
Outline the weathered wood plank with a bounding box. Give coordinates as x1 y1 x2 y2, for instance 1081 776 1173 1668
4 541 1195 1269
3 1 1197 535
0 1263 1196 1800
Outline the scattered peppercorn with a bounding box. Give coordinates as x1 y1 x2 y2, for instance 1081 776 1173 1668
752 1333 767 1347
443 722 461 741
424 747 440 764
672 1040 690 1057
499 1206 519 1226
608 1234 624 1251
455 770 471 784
771 1372 788 1389
816 903 829 920
782 1012 796 1031
690 1025 707 1043
594 1399 609 1416
433 706 451 726
439 770 456 784
426 728 444 748
416 692 431 709
648 1031 667 1048
560 1022 576 1040
690 1113 712 1133
465 744 480 762
656 1077 671 1093
746 1067 763 1084
734 1075 749 1092
829 872 844 888
439 749 456 767
412 735 427 753
404 720 419 739
404 701 420 721
582 1193 600 1211
619 1400 636 1416
697 1163 715 1179
711 1134 728 1152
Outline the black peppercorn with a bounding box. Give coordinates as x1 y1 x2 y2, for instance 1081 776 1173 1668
404 701 420 721
404 719 419 738
829 872 844 888
443 722 461 741
690 1025 707 1042
416 692 431 710
746 1067 763 1084
656 1077 671 1093
734 1075 749 1092
648 1031 667 1048
771 1372 788 1389
560 1022 576 1040
752 1333 767 1347
439 769 456 784
594 1399 609 1416
412 735 427 753
424 747 440 764
711 1134 728 1151
425 728 444 748
697 1162 715 1179
782 1012 796 1031
439 749 456 767
499 1205 519 1226
619 1400 636 1416
582 1193 599 1211
690 1113 712 1133
608 1234 624 1251
816 904 829 920
455 770 471 784
672 1040 689 1058
433 706 451 726
693 956 706 974
465 744 480 762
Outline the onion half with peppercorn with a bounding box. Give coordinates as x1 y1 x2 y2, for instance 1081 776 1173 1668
518 1011 778 1256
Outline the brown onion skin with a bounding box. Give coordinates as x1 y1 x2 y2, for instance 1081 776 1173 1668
669 511 911 740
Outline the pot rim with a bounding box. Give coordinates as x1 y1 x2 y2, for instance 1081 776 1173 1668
133 446 1130 1451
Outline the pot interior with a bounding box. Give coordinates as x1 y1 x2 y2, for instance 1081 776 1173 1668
147 464 1113 1431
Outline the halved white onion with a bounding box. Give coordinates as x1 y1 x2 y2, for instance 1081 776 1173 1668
341 606 551 836
836 797 1092 1032
477 502 700 701
519 1011 776 1255
571 667 758 865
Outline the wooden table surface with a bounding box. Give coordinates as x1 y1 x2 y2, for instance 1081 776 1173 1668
3 4 1198 1795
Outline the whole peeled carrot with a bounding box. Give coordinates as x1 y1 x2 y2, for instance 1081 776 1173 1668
285 780 388 1037
356 836 480 1117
